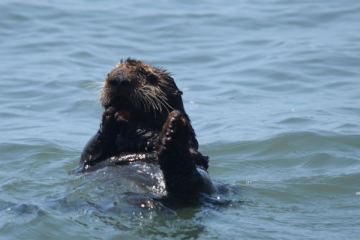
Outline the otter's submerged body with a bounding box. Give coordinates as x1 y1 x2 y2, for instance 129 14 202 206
80 59 215 201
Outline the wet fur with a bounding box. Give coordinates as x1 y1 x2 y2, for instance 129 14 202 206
80 59 212 199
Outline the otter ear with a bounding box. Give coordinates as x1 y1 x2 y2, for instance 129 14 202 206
176 90 183 96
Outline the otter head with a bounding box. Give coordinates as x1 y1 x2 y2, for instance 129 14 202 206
100 59 185 124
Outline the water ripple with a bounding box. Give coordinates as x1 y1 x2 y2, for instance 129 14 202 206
1 0 360 239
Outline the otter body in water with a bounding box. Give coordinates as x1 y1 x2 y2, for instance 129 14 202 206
80 59 214 200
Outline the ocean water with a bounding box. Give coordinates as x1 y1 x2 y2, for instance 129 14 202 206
1 0 360 239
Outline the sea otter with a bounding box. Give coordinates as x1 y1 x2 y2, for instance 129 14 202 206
80 59 214 200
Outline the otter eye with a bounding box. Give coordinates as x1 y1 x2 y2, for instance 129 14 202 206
147 74 157 84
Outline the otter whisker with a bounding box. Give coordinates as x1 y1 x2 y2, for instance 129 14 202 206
136 89 151 113
100 86 111 107
156 91 173 112
140 88 160 115
138 89 150 112
139 87 162 115
142 87 171 115
148 94 160 112
142 93 155 113
147 90 167 115
144 91 162 117
153 94 167 112
131 89 145 112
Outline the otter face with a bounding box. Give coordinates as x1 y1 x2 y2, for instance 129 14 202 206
100 59 184 120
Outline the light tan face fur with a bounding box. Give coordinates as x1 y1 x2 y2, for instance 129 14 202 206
100 59 183 119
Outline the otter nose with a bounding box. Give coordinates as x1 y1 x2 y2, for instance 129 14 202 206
109 77 131 87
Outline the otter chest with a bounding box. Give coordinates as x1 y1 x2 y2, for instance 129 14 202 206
114 127 159 153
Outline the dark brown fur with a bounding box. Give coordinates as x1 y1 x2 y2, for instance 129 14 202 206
80 59 212 199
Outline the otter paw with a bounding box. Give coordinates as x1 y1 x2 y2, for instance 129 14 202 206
100 107 118 134
157 110 190 156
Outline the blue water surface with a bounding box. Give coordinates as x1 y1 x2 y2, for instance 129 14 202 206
1 0 360 239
